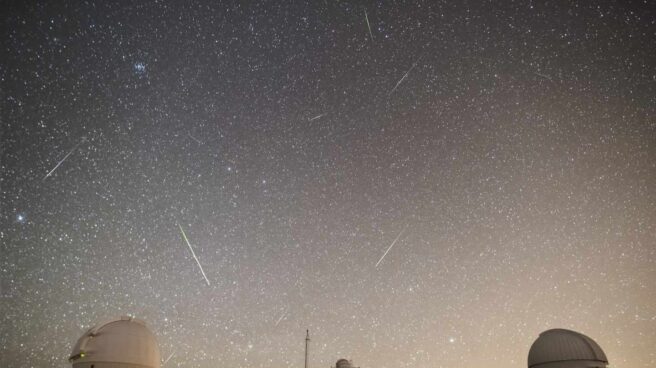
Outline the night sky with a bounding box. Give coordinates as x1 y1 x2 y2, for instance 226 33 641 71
2 1 655 367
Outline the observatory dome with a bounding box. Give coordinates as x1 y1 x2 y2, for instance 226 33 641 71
528 329 608 368
336 359 353 368
69 316 160 368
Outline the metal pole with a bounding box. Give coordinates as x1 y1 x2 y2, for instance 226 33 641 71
305 330 310 368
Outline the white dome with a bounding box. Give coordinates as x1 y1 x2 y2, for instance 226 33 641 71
69 316 161 368
528 329 608 368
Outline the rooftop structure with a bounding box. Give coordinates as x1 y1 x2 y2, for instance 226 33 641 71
528 329 608 368
69 316 160 368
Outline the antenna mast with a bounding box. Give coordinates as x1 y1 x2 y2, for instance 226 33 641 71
305 330 310 368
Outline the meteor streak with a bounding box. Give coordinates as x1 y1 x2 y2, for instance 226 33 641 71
42 139 85 180
364 9 374 42
275 309 287 326
188 133 203 144
309 113 326 121
534 71 554 82
178 224 211 286
388 60 419 96
163 351 175 365
375 224 408 267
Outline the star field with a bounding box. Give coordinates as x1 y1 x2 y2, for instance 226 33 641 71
2 1 655 368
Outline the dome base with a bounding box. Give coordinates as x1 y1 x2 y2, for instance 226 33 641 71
73 364 157 368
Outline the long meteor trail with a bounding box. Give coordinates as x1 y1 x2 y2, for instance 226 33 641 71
309 113 326 121
178 224 211 286
275 309 287 326
163 351 175 365
388 60 419 96
375 224 409 267
364 9 374 42
42 139 84 180
188 133 203 144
